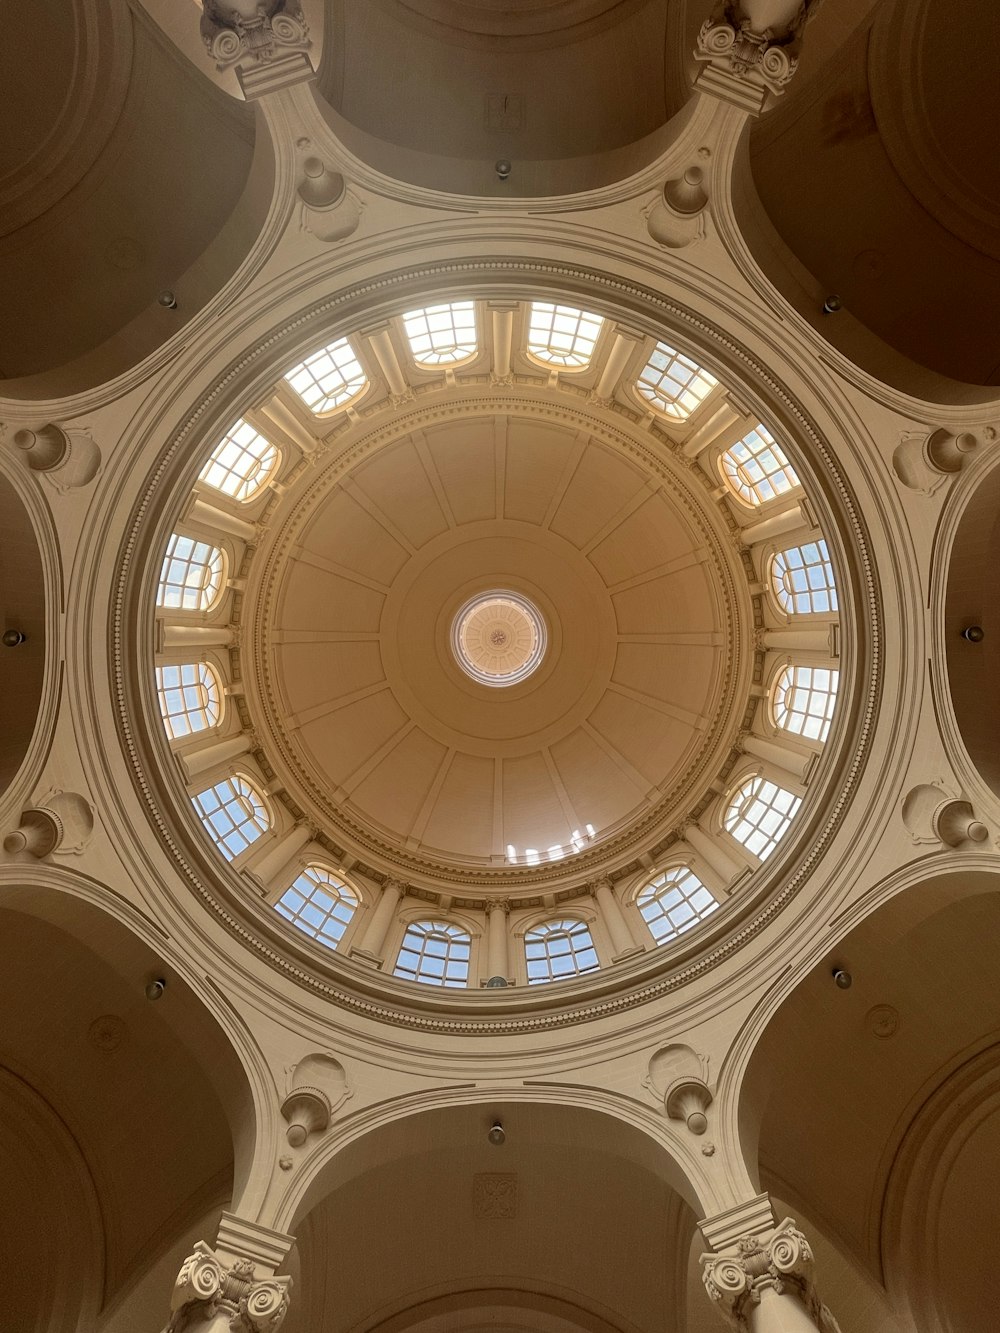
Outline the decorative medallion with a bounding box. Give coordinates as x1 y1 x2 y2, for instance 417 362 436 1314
452 590 546 687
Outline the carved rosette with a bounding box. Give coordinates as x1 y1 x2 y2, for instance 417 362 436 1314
166 1241 291 1333
701 1219 841 1332
201 1 310 72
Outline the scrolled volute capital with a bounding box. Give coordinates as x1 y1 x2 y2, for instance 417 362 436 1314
174 1241 225 1305
243 1275 292 1332
701 1218 835 1333
694 2 820 96
164 1242 292 1333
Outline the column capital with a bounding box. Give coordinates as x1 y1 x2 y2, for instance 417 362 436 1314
485 895 512 914
165 1240 291 1333
701 1217 841 1333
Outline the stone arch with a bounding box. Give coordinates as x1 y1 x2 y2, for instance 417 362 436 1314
733 862 1000 1295
272 1091 711 1332
0 870 270 1316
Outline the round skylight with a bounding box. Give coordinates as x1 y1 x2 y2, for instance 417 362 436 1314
451 591 547 687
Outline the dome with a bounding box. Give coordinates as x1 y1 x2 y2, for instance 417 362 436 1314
130 289 854 996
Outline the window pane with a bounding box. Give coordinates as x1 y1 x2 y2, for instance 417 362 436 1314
155 662 222 739
199 420 279 502
770 540 838 615
724 775 801 862
192 774 269 861
527 302 603 368
157 533 224 611
393 920 472 988
772 664 839 743
636 342 717 421
276 866 359 950
403 301 477 365
285 337 368 414
720 423 800 507
637 866 720 943
523 918 600 985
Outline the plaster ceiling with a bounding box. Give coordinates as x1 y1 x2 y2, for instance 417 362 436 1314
257 411 738 871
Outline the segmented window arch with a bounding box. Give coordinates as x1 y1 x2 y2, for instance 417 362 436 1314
770 540 838 615
192 774 270 861
636 342 718 420
285 337 368 413
720 423 800 507
155 662 223 739
157 534 224 611
724 775 801 862
527 302 604 368
636 867 719 943
199 420 278 502
394 920 472 988
772 664 839 742
276 866 359 949
524 918 599 984
403 300 477 365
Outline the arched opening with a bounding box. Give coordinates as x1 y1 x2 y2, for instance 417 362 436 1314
281 1101 700 1331
739 869 1000 1331
0 883 257 1329
945 462 1000 797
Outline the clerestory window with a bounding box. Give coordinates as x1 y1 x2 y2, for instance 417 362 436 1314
157 534 225 612
524 918 599 984
394 920 472 988
636 867 719 944
772 664 839 743
285 337 367 414
527 302 604 368
770 540 838 615
724 775 801 862
192 774 270 861
720 423 800 507
199 420 278 502
156 662 223 740
636 342 718 420
403 300 477 365
276 866 359 949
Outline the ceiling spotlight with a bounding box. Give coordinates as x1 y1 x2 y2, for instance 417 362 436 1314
2 629 26 647
833 968 852 990
962 625 985 643
822 295 842 315
488 1121 506 1146
495 159 511 182
145 978 167 1001
158 290 178 310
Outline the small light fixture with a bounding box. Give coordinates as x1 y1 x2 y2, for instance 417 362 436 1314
833 968 852 990
962 625 985 643
2 629 26 647
488 1121 506 1146
495 159 511 182
145 978 167 1001
158 290 178 310
822 295 842 315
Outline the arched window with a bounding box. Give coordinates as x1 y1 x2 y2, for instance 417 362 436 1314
199 420 278 502
192 773 270 861
157 533 224 611
772 664 839 742
527 302 604 368
394 920 471 988
724 774 801 862
285 337 367 413
770 539 838 615
276 866 359 949
636 342 717 420
636 867 719 944
403 300 477 365
524 918 599 984
155 662 222 739
720 423 800 507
